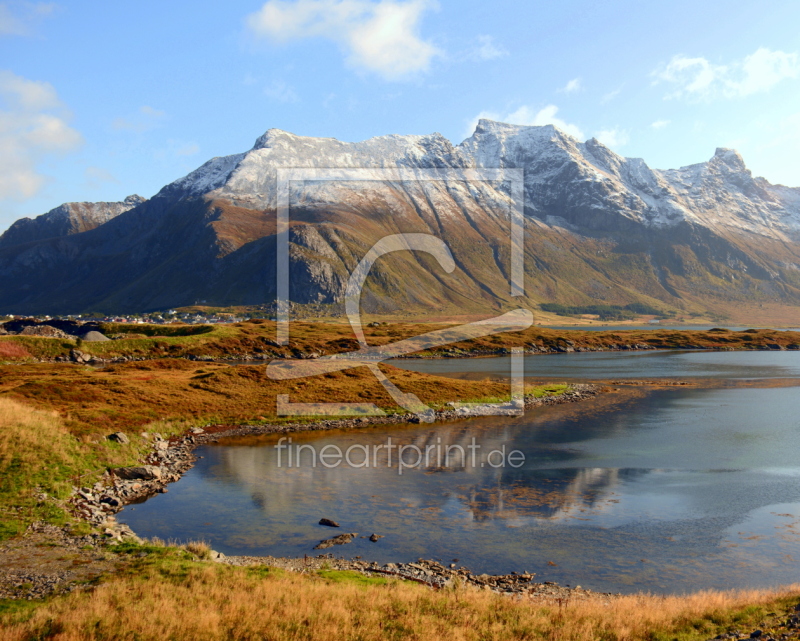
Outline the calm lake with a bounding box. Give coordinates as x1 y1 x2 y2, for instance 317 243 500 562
117 351 800 594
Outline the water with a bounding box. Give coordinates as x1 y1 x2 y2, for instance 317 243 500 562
117 352 800 594
390 349 800 381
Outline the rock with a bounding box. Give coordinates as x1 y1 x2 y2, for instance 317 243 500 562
191 427 204 434
20 324 71 338
319 518 340 527
368 533 383 542
107 432 130 445
80 331 110 342
155 441 169 451
113 465 162 481
69 348 91 364
314 533 358 549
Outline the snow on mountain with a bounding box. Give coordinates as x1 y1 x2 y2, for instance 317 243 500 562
159 119 799 241
0 194 147 248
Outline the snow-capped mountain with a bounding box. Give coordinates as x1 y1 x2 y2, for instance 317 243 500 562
0 121 798 317
0 195 146 249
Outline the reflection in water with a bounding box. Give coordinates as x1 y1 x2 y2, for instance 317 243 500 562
118 379 800 594
390 349 800 380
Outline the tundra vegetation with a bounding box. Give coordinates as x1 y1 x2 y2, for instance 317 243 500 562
2 321 800 639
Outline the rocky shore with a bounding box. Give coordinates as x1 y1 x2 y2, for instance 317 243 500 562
67 384 600 540
48 383 604 598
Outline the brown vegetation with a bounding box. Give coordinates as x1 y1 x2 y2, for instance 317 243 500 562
0 558 798 641
0 359 516 436
2 318 799 364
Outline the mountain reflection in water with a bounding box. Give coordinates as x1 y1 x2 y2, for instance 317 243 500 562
118 352 800 594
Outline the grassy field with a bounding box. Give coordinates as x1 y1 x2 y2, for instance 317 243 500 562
2 319 800 363
0 362 573 538
3 323 800 639
1 543 798 641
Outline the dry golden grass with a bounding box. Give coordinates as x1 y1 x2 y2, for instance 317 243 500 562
183 540 211 559
0 560 797 641
0 361 517 436
0 398 192 537
0 398 86 536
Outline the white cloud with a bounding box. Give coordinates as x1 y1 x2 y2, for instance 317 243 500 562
471 35 506 61
653 47 799 100
112 105 167 132
464 104 584 140
650 119 670 130
594 128 629 149
84 166 117 190
246 0 440 80
174 142 200 156
600 87 621 104
0 69 82 201
264 79 299 102
558 77 581 93
0 2 56 36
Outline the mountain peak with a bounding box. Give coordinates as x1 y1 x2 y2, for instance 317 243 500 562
711 147 747 172
252 128 307 150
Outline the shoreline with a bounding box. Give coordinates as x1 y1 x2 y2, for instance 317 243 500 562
59 383 606 599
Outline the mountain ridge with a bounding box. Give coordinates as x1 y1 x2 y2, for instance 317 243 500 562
1 120 799 319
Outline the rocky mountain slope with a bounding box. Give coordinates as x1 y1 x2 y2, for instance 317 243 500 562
0 195 146 249
1 120 799 318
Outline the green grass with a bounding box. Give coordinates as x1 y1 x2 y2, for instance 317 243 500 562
530 383 570 398
316 569 389 587
0 399 193 540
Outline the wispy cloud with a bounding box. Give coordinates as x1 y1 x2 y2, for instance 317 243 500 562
246 0 441 81
0 1 56 37
264 79 300 103
0 69 82 200
652 47 799 100
600 87 621 104
650 119 670 130
558 77 581 93
465 104 584 140
84 166 117 190
112 105 167 132
470 35 507 61
594 128 629 149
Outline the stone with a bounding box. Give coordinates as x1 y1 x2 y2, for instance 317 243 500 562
107 432 130 445
191 427 204 434
69 348 91 364
319 518 340 527
113 465 162 481
368 533 383 542
20 324 71 339
314 533 358 549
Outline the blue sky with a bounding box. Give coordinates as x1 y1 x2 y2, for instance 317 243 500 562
1 0 799 232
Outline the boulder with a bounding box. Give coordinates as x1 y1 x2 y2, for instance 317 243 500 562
113 465 162 481
69 348 91 364
107 432 130 445
319 518 340 527
368 533 383 542
20 324 71 338
314 533 358 549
